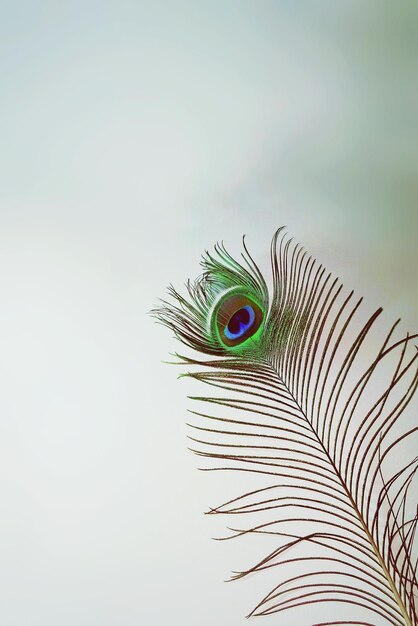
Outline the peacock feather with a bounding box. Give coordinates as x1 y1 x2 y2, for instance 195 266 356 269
153 228 418 625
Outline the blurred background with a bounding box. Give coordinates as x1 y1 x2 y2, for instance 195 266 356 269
0 1 416 625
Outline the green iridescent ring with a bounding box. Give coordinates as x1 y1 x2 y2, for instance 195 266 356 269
210 289 265 349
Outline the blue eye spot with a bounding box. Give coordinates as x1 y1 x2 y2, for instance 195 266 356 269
214 293 264 348
224 305 255 340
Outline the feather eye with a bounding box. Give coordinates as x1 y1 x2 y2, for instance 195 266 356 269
211 289 265 349
153 228 418 626
156 239 269 356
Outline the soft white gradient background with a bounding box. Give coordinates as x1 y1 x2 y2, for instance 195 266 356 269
0 2 417 625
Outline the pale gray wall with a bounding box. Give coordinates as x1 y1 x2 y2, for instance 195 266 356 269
0 2 416 625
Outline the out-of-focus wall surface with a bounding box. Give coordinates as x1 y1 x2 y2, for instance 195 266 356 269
0 2 416 625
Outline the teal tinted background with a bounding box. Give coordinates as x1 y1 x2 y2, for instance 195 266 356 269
0 2 416 625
